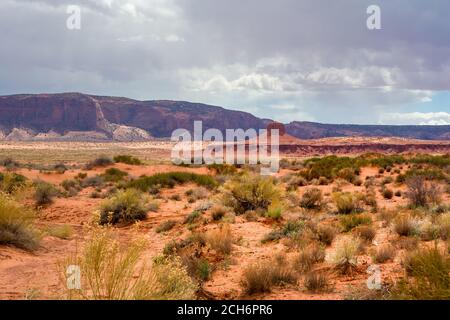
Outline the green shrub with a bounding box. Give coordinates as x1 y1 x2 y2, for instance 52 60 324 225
0 193 40 250
114 155 142 165
207 164 237 175
184 211 202 225
222 174 282 215
34 181 58 206
47 224 73 240
299 188 323 209
127 172 217 191
395 247 450 300
262 220 305 243
63 230 197 300
340 214 372 232
99 189 148 225
0 172 27 194
333 192 363 214
102 168 128 182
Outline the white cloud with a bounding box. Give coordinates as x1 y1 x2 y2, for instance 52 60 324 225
379 112 450 125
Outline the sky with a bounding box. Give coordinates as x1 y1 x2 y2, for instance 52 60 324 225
0 0 449 125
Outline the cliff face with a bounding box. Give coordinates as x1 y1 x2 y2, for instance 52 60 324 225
0 92 449 141
285 121 450 140
0 93 98 133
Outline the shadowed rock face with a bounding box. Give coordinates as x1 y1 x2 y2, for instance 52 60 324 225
0 92 449 141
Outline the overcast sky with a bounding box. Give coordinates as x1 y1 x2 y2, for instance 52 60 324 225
1 0 449 125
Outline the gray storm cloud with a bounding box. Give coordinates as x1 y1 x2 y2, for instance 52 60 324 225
0 0 449 124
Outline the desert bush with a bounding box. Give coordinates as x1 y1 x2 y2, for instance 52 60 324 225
99 189 148 225
34 181 58 206
127 172 217 192
420 220 440 241
395 190 402 197
332 192 363 214
156 220 177 233
316 224 337 246
113 155 142 165
337 167 357 184
395 247 450 300
373 244 395 263
393 214 419 237
206 224 233 255
405 176 441 208
102 168 128 182
169 194 181 201
210 205 228 221
63 230 197 300
61 179 79 192
381 187 393 200
303 156 361 181
355 225 376 242
303 271 331 293
81 176 104 188
438 213 450 240
222 174 281 215
330 237 360 275
0 157 19 169
0 172 27 194
293 243 325 272
299 188 323 209
184 210 202 225
286 175 308 191
207 163 237 175
262 220 304 243
85 156 113 170
241 255 298 294
340 214 372 232
187 187 209 202
47 224 73 240
0 193 40 250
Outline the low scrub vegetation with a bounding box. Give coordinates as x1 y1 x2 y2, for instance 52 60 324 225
63 230 197 300
241 255 298 294
113 155 142 165
0 193 40 250
206 224 233 255
127 172 217 192
299 188 323 209
332 192 363 214
340 214 372 232
85 156 113 170
394 247 449 299
222 174 282 215
99 189 148 225
331 237 360 275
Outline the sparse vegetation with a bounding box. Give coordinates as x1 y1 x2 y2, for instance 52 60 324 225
127 172 217 191
99 189 148 225
331 237 360 275
222 174 282 215
114 155 142 165
299 188 323 209
0 193 40 250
